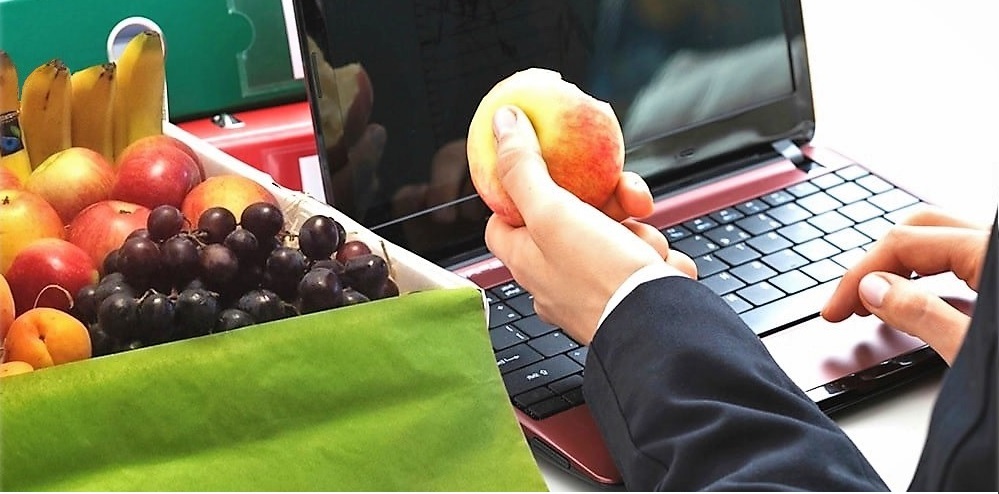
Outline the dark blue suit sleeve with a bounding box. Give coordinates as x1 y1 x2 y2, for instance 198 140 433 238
583 277 888 491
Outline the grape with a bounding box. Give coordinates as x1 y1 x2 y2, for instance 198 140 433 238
73 284 99 324
223 228 259 261
342 253 389 299
199 244 239 288
377 278 400 300
264 247 307 298
101 248 120 276
298 215 339 260
182 278 208 293
335 240 372 263
126 228 150 242
310 258 344 276
199 207 238 244
97 292 140 341
117 237 161 284
215 308 255 332
298 268 344 314
342 288 370 306
88 324 116 357
334 220 346 252
147 205 186 242
236 289 286 323
161 235 201 286
240 202 284 240
174 288 220 339
94 276 135 307
138 292 175 344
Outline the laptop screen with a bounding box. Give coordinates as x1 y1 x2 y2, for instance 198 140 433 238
296 0 814 265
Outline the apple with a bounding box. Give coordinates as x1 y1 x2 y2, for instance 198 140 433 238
6 238 99 316
181 174 279 226
111 136 203 209
123 134 205 180
25 147 116 223
67 200 151 269
0 189 64 275
0 274 14 340
0 360 34 377
466 68 625 226
3 307 91 368
0 165 21 190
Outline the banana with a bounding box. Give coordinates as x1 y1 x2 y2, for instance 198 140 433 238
71 62 116 161
0 51 18 114
19 59 72 168
113 31 165 161
0 111 32 183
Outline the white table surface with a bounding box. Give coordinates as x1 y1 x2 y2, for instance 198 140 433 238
540 1 999 491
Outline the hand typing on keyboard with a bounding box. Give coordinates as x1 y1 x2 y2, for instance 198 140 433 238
822 207 993 364
483 106 696 345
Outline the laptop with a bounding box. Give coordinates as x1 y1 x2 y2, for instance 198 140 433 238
290 0 977 486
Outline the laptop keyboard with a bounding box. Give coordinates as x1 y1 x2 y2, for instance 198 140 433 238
485 164 926 420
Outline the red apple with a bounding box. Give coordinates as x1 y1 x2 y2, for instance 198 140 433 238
25 147 116 223
466 68 624 226
67 200 151 269
126 134 205 180
0 189 64 275
0 166 21 190
111 136 203 209
5 238 99 316
181 174 279 226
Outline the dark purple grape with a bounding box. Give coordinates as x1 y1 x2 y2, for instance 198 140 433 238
94 276 135 306
199 207 238 244
101 248 120 276
199 244 239 288
147 205 186 242
215 308 255 332
298 215 339 261
117 237 161 284
341 253 389 299
334 220 346 252
264 246 307 297
126 228 150 242
377 278 400 299
297 268 344 314
88 324 116 357
335 240 372 263
235 289 285 323
342 287 370 306
73 284 99 324
174 288 219 339
138 292 175 344
240 202 284 240
161 235 201 286
182 278 208 293
223 228 259 261
97 292 140 341
310 258 344 276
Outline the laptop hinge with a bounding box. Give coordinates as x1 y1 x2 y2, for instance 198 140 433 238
772 139 813 170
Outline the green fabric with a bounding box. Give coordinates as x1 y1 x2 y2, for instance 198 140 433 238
0 288 547 492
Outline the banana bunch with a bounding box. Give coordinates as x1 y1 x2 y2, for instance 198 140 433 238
71 62 116 160
112 30 165 161
19 59 71 168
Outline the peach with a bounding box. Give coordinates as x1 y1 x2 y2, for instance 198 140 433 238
0 360 34 377
466 68 625 226
0 188 64 275
181 174 279 226
3 307 91 368
0 274 14 340
25 147 116 223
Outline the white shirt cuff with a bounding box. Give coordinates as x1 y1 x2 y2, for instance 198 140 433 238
596 264 688 329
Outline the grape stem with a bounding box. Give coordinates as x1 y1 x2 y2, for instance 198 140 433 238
33 284 73 311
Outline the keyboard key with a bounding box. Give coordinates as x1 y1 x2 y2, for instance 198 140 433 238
777 222 824 243
832 248 868 270
839 200 884 223
489 303 522 328
491 282 526 300
722 293 753 313
683 216 718 233
885 203 927 224
562 387 586 406
736 199 770 215
826 227 872 251
549 374 584 395
794 238 841 262
767 203 813 225
801 259 847 282
506 293 536 317
700 272 746 295
747 232 792 255
710 208 745 224
715 243 762 266
740 280 839 335
856 175 893 194
810 173 845 189
704 224 752 246
798 192 844 215
567 347 588 366
869 188 919 212
525 396 572 420
512 387 555 408
731 261 777 284
807 210 853 234
856 217 895 240
786 181 820 198
826 182 872 205
672 235 721 257
769 270 818 294
693 254 728 278
761 190 796 206
528 331 580 357
503 355 583 397
736 213 782 235
835 164 869 180
515 315 558 338
496 344 544 373
762 249 810 272
662 226 692 242
737 282 785 306
490 325 529 350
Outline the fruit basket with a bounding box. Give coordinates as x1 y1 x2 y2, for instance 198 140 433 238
0 124 547 492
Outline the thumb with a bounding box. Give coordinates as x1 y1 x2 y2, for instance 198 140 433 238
858 272 970 364
492 106 564 223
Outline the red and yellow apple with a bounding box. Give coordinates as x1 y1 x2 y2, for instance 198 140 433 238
5 238 99 315
0 188 64 275
25 147 116 223
466 68 625 226
0 360 34 377
122 134 205 180
0 165 21 190
112 136 203 209
3 307 91 368
0 274 14 340
181 174 278 225
67 199 151 268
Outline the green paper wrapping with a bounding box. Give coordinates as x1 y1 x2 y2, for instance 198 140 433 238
0 288 546 492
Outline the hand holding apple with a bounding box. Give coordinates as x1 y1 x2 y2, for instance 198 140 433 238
3 307 91 368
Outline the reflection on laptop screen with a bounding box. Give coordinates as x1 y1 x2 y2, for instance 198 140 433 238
304 0 799 265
